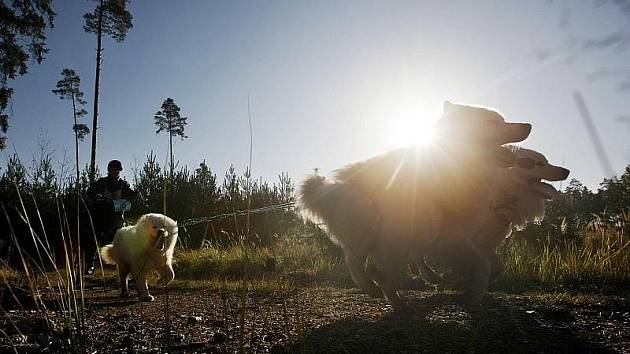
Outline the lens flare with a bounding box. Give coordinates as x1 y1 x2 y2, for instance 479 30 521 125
386 111 438 148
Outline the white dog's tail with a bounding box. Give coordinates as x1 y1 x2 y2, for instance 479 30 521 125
100 244 118 265
298 174 374 230
298 174 334 221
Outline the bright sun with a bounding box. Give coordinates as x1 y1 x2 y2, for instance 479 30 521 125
386 105 439 148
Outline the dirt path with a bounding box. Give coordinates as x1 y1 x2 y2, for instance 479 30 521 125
1 286 628 353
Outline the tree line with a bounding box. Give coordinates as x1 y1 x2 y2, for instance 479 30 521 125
0 150 298 265
517 166 630 243
1 140 628 264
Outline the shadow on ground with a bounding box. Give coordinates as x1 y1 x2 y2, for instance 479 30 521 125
291 293 616 354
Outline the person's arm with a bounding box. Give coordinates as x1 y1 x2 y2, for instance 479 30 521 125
87 178 104 199
120 180 138 200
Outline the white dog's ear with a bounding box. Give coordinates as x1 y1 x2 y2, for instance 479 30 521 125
443 100 453 113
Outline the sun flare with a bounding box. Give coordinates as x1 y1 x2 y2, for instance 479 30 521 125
386 106 439 148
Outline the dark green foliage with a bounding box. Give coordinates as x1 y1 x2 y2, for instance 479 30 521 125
190 160 219 215
133 150 164 213
53 67 89 210
154 97 188 178
2 140 628 280
83 0 133 41
73 123 90 141
53 68 90 141
515 168 630 245
154 98 187 139
84 0 133 181
0 148 301 266
0 151 65 263
131 155 298 248
0 0 56 149
52 69 86 102
30 146 57 199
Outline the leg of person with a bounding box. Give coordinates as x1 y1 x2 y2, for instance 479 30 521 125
93 212 124 275
83 242 96 275
103 212 124 245
85 212 103 275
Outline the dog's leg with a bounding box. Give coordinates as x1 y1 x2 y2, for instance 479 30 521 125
456 240 491 306
435 272 464 291
118 263 130 298
368 241 412 312
344 252 383 298
415 257 443 285
133 266 154 302
366 264 409 312
486 250 503 283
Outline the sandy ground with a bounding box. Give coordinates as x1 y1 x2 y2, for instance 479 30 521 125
1 284 628 353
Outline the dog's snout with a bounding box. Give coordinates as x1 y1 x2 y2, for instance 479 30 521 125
502 122 532 144
558 167 570 180
514 123 532 141
546 166 570 181
158 228 168 237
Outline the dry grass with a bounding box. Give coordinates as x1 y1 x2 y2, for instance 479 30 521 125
497 225 629 293
174 235 351 288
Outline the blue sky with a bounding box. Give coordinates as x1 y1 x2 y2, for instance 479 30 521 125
5 0 630 190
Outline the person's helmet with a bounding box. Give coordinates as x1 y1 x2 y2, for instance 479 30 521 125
107 160 123 171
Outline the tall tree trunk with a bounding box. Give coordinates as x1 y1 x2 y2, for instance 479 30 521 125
71 93 80 186
169 115 174 179
89 0 104 182
169 135 174 180
72 93 81 276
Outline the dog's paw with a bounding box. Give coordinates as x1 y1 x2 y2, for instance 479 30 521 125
365 286 384 298
157 279 173 287
458 293 484 311
391 300 412 315
139 294 155 302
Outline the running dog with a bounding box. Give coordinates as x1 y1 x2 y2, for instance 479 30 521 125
299 101 531 311
420 147 570 293
100 213 178 302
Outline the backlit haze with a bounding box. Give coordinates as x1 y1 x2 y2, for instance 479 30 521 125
6 1 630 190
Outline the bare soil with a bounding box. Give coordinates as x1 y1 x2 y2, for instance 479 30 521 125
1 284 628 353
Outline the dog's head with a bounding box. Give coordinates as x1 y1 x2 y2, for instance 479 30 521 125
510 147 570 200
137 213 178 248
436 101 532 147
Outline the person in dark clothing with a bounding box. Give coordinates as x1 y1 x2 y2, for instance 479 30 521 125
85 159 137 274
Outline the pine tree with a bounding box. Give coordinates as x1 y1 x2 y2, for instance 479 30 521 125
52 69 89 186
84 0 133 181
0 0 55 149
154 98 189 179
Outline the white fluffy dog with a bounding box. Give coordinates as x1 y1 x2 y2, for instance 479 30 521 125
100 213 178 302
299 102 532 311
420 147 570 295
